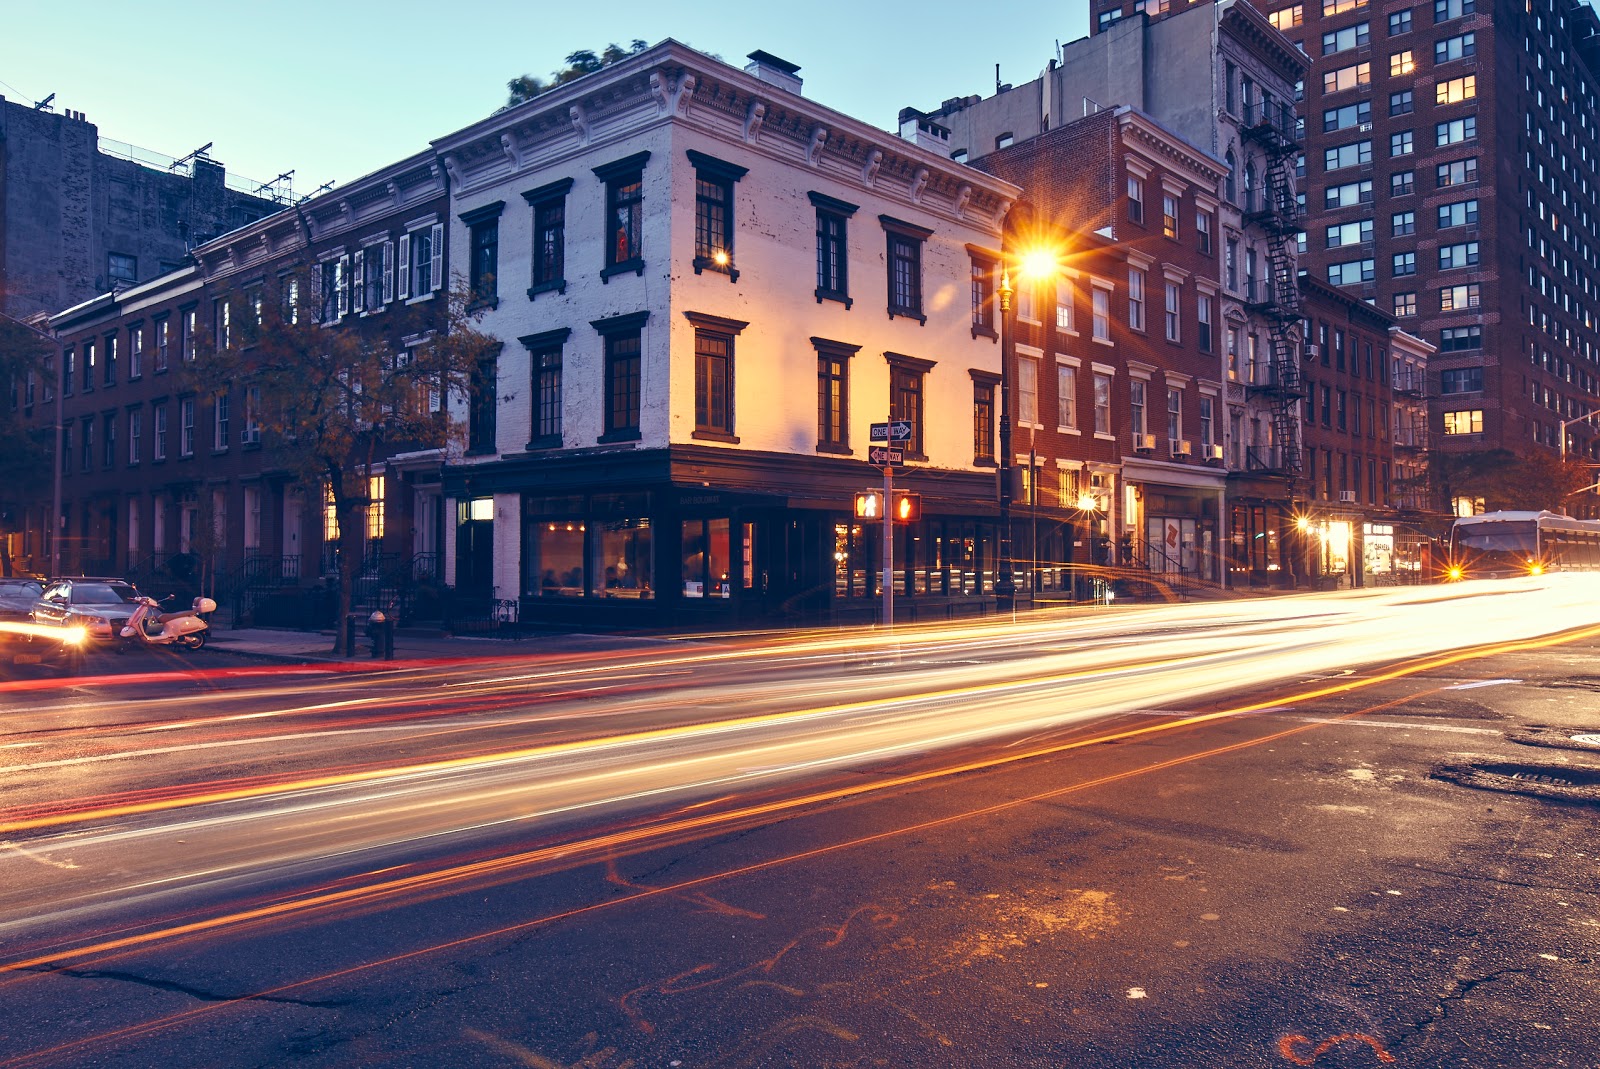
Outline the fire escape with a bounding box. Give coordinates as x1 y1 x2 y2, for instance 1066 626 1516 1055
1242 97 1305 485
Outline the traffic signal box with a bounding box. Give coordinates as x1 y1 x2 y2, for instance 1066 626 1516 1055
854 490 921 523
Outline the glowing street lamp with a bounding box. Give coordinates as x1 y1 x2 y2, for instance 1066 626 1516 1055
996 245 1059 611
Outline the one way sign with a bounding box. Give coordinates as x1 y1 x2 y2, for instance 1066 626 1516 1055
869 420 914 442
869 447 904 465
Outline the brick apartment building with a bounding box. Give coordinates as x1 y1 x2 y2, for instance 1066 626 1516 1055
1089 0 1600 515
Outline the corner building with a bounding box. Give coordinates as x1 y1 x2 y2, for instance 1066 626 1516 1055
434 43 1020 627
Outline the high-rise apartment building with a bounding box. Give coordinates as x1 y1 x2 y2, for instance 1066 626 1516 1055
1090 0 1600 512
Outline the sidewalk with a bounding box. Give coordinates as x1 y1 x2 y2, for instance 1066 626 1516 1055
204 626 678 663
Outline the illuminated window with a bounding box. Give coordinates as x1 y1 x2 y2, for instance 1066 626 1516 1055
1389 50 1414 76
1443 410 1483 435
1436 75 1476 104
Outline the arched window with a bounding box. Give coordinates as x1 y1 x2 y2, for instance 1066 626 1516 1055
1244 163 1257 212
1225 151 1238 203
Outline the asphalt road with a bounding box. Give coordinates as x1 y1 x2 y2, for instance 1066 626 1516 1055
2 579 1598 1068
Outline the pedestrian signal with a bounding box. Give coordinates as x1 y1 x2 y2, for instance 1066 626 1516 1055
893 492 922 523
853 491 884 518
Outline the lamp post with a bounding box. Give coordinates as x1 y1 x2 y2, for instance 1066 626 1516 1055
996 267 1017 611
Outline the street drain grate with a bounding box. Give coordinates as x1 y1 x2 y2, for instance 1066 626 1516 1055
1432 760 1600 804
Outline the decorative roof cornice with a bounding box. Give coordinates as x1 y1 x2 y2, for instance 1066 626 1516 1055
1116 109 1227 188
1218 0 1309 81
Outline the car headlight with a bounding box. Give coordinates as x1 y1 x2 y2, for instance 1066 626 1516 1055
72 614 110 634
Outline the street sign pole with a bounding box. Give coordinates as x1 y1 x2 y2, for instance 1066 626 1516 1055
882 459 894 631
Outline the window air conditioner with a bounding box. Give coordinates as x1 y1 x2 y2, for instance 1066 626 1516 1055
1339 490 1357 503
1305 343 1320 358
1172 439 1193 456
1205 443 1225 461
1134 433 1157 452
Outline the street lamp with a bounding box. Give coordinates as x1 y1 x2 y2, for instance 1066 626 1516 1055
995 248 1058 613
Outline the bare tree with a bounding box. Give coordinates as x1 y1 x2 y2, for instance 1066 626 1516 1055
188 270 499 653
0 318 54 576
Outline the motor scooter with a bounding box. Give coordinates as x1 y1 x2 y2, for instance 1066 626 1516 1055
119 595 217 651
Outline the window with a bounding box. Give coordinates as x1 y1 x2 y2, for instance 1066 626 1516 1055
1246 248 1258 302
1324 141 1372 170
212 391 229 450
1393 251 1417 276
1225 61 1237 114
1325 180 1373 208
1434 0 1472 20
1436 117 1476 146
1130 379 1147 436
595 311 648 440
1323 62 1371 93
525 178 572 296
882 216 930 321
153 402 167 461
595 152 648 274
1434 32 1475 63
1197 210 1212 254
82 339 94 392
108 252 137 284
128 408 141 465
1329 259 1376 285
1436 75 1476 105
1438 200 1478 228
1323 101 1371 132
243 386 261 444
1440 283 1480 311
1058 364 1078 429
1327 220 1374 247
1167 387 1182 442
1389 90 1413 116
1337 389 1348 431
1322 23 1370 55
1055 278 1075 334
1225 238 1238 290
1092 287 1111 341
1128 267 1146 331
1440 325 1482 351
468 351 498 454
1200 396 1216 449
811 191 855 306
1323 0 1366 13
81 417 92 472
1391 171 1415 196
360 242 391 312
128 326 142 380
687 312 747 439
1015 281 1037 323
180 398 195 457
887 355 932 458
1162 194 1179 239
399 221 444 299
1197 293 1214 353
1164 282 1181 342
1388 8 1412 33
1127 175 1145 223
1437 158 1478 187
1094 373 1112 434
154 316 169 372
1439 242 1478 269
973 376 995 462
1225 151 1237 202
1270 4 1303 30
521 327 569 447
1393 291 1417 316
103 413 116 468
462 203 501 305
689 151 747 278
1392 211 1415 236
1227 327 1241 380
968 256 996 335
1390 50 1415 76
1443 409 1483 435
1440 367 1483 393
816 339 855 452
1390 130 1414 156
995 132 1014 150
1018 358 1039 425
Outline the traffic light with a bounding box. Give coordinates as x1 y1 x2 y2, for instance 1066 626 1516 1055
893 492 922 523
853 490 884 518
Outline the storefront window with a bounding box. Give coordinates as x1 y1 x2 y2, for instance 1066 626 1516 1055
592 518 652 598
528 520 587 597
682 518 732 598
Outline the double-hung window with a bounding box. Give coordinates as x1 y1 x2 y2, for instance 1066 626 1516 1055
811 192 856 306
521 327 570 449
886 353 934 459
970 252 997 337
468 348 499 454
881 216 931 323
688 151 747 280
179 398 195 458
1197 293 1214 353
815 338 858 453
460 201 503 307
593 311 649 441
1434 32 1474 62
1437 158 1477 187
1321 22 1370 55
1058 363 1078 429
686 311 748 441
153 402 167 461
1439 242 1478 269
1324 140 1372 170
213 391 229 451
1092 286 1111 342
973 374 997 463
523 177 573 298
128 408 142 465
1436 117 1476 146
154 316 169 372
397 220 444 299
594 151 649 278
1093 373 1112 435
1438 200 1478 228
1164 281 1181 342
1128 267 1146 331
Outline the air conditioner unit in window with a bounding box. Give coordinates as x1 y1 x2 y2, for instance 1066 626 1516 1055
1305 343 1321 359
1339 490 1358 503
1358 122 1372 132
1171 439 1193 456
1133 433 1157 452
1204 443 1225 461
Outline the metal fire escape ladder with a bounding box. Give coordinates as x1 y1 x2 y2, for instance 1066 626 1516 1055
1242 99 1305 484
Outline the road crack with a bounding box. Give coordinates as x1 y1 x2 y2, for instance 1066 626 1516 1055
1396 967 1531 1044
45 965 349 1008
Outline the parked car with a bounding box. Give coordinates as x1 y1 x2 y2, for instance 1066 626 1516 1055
31 577 144 647
0 577 87 671
0 578 44 623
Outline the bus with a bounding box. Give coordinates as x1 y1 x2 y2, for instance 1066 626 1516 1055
1445 510 1600 579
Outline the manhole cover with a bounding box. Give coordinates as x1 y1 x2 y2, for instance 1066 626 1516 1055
1477 762 1600 787
1433 760 1600 804
1573 735 1600 747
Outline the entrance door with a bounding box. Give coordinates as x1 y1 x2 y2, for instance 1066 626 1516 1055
456 499 495 596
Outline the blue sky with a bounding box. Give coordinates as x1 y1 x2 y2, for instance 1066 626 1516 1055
2 1 1090 195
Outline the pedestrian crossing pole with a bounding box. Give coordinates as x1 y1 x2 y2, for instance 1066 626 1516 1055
883 459 894 631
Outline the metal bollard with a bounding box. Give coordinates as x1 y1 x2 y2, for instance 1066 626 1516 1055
345 613 359 655
367 611 386 658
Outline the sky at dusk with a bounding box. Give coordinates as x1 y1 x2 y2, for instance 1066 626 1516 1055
2 0 1091 198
